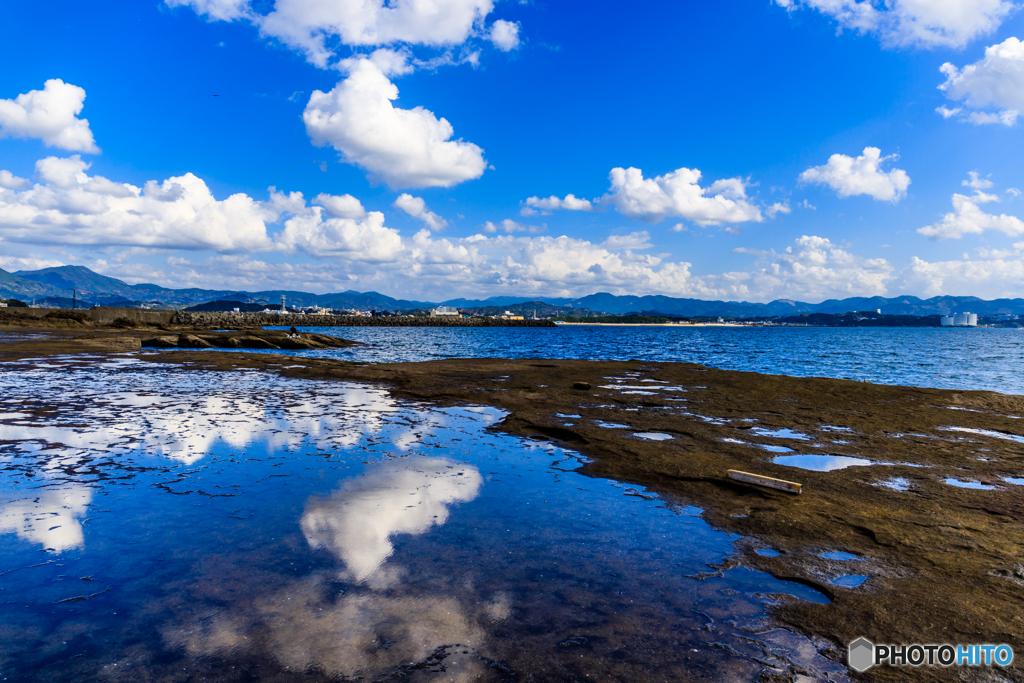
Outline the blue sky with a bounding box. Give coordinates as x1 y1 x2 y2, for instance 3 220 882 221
1 0 1023 302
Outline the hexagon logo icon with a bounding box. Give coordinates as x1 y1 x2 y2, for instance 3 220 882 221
848 637 875 672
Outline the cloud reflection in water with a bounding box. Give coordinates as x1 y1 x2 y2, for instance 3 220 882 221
0 485 92 552
170 459 498 681
302 458 484 586
0 384 428 466
169 575 498 682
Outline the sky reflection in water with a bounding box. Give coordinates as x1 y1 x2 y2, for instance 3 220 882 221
0 357 845 682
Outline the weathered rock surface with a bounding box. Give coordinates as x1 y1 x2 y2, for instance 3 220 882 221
177 333 212 348
141 330 358 350
142 336 179 348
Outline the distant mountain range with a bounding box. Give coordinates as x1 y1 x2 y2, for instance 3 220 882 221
2 265 1023 318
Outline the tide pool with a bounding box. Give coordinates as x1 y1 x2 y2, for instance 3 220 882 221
0 356 845 682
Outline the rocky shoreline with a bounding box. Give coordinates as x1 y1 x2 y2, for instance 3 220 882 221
140 329 359 351
1 328 1022 681
169 311 556 327
0 307 557 328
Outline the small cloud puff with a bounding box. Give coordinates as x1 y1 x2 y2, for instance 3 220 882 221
393 193 448 231
489 20 521 51
799 147 910 202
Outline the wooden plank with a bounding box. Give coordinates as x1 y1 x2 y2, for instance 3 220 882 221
727 469 802 494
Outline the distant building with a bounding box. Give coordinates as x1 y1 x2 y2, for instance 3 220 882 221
0 302 7 308
430 306 460 317
941 312 978 327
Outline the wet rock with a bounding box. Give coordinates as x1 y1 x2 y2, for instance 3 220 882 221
275 337 317 350
141 336 179 348
202 336 241 348
557 636 589 648
989 564 1024 586
572 381 592 390
236 336 281 350
81 336 142 351
177 334 213 348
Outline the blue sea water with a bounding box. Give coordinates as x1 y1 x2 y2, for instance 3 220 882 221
265 325 1024 395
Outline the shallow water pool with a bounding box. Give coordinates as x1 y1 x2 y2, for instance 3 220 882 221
0 357 846 682
771 454 875 472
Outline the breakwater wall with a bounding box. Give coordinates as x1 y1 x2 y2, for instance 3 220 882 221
169 311 557 328
10 306 178 325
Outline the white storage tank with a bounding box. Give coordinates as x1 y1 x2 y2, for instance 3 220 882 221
944 312 978 327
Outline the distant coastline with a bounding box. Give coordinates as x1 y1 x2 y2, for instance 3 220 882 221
4 265 1024 324
555 321 745 327
173 310 557 328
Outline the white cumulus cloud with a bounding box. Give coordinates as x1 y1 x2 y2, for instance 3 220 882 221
522 194 594 215
728 235 894 300
0 170 30 190
766 202 792 218
0 156 405 260
303 59 486 189
482 218 543 233
0 79 100 154
963 171 994 190
938 37 1024 126
6 156 991 303
133 227 905 303
489 20 520 51
966 109 1019 125
313 192 367 220
169 0 497 68
603 167 764 226
0 156 275 251
799 147 910 202
393 193 448 230
898 252 1024 297
166 0 249 21
278 208 403 260
776 0 1013 49
918 181 1024 240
